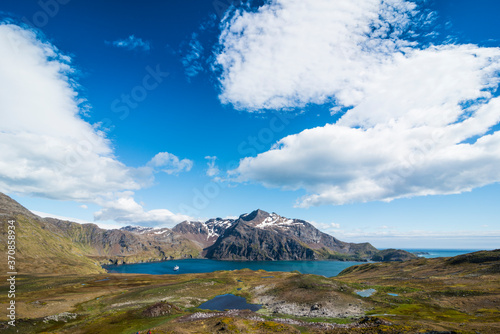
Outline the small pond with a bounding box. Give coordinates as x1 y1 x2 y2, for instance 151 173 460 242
198 294 261 312
94 278 109 282
387 293 399 296
355 288 376 297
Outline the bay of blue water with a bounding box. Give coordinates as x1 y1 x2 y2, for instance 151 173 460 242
104 259 364 277
103 249 480 277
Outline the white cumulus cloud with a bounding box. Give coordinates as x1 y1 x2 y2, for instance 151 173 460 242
218 1 500 206
215 0 420 111
0 23 189 226
93 192 191 227
0 24 140 201
147 152 193 175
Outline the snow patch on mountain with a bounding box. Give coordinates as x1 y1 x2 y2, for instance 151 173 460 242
202 219 234 240
121 225 170 235
153 230 170 236
255 213 302 229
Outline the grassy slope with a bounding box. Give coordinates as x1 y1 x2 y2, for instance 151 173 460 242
0 213 202 275
0 215 104 275
337 250 500 333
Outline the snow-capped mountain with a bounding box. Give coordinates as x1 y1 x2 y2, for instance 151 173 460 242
114 209 416 261
171 209 389 261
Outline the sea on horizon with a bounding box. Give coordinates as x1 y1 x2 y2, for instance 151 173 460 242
401 249 481 258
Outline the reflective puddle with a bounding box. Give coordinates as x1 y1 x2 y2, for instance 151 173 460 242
355 288 376 297
198 294 261 311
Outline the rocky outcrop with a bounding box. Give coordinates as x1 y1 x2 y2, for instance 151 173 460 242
142 302 181 317
256 294 365 318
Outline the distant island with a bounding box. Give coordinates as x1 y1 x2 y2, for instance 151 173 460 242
412 251 430 256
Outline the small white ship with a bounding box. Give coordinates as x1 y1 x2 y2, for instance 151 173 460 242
173 265 179 271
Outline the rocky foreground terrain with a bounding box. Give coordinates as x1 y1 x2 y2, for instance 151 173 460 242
0 250 498 333
0 192 415 275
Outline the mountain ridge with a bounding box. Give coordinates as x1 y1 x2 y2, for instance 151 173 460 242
0 193 416 274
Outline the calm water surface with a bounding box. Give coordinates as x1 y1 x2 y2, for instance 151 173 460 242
104 259 364 277
104 249 480 277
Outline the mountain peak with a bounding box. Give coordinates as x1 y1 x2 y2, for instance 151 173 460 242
0 192 40 220
240 209 270 222
239 209 300 229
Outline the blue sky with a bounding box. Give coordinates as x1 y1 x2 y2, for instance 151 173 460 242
0 0 499 249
